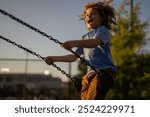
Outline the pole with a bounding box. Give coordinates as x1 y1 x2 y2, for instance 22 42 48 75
68 62 71 99
23 52 29 99
25 52 29 73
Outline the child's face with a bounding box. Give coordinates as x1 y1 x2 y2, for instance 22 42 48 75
84 8 102 30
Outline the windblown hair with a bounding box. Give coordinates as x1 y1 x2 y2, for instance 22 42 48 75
82 1 116 30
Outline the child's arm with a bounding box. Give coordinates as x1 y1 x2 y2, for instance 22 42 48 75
44 54 78 65
62 39 102 50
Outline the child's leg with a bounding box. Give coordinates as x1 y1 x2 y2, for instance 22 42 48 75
81 70 116 100
96 70 116 99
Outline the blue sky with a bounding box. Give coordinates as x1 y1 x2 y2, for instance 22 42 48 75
0 0 150 82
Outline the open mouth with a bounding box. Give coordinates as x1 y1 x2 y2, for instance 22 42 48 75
87 19 95 24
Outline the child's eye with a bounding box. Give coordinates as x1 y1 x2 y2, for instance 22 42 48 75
91 12 96 16
91 12 94 15
86 12 95 17
86 13 90 16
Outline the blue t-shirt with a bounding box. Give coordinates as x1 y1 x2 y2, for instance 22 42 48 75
76 26 117 73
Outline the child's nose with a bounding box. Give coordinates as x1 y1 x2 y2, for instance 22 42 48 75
86 15 92 20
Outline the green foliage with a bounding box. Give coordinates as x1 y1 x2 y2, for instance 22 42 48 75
106 1 150 99
73 0 150 100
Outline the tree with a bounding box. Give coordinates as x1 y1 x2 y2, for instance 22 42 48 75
106 0 150 99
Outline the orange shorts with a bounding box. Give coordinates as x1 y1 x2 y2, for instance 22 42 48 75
81 70 116 100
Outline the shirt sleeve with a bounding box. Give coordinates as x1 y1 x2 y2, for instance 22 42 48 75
75 35 85 55
95 26 110 44
75 47 83 55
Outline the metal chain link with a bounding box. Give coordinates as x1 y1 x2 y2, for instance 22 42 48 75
0 9 99 74
0 35 74 81
0 9 62 45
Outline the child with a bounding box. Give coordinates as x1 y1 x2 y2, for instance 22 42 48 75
45 1 117 100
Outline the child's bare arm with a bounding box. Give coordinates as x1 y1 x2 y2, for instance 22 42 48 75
62 39 102 50
44 54 78 65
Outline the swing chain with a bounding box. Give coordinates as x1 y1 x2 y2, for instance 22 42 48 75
0 35 73 81
0 9 63 45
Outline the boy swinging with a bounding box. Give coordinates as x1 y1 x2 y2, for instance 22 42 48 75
45 1 117 100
